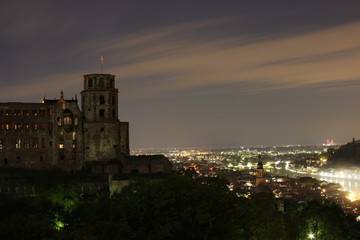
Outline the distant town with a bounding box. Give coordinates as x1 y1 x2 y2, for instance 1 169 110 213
132 141 360 218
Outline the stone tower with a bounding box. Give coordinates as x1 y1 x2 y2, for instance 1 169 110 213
255 161 265 187
81 74 129 162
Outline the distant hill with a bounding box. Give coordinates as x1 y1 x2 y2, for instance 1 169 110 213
327 140 360 167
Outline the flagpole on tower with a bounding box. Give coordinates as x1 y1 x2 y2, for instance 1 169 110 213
100 53 104 73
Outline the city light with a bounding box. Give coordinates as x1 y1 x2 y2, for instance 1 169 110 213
347 192 360 202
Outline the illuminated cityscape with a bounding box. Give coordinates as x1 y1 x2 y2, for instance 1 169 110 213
132 143 360 215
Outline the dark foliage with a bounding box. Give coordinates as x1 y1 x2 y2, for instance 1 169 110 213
0 174 359 240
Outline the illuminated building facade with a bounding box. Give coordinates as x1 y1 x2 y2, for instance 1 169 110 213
0 73 171 173
255 161 265 187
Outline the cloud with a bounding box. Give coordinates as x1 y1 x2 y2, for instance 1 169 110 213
3 17 360 102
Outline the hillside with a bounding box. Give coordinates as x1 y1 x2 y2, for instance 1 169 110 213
327 140 360 167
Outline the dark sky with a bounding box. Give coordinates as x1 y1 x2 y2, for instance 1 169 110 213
2 0 360 148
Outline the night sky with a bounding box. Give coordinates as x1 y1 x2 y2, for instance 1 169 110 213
2 0 360 148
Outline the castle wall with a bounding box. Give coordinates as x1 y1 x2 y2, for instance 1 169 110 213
0 73 170 173
0 99 84 171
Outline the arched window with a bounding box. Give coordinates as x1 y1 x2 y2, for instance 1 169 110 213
64 116 72 125
57 117 62 126
74 117 78 126
59 132 64 143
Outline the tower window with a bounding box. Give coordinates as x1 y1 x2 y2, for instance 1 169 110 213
100 95 105 105
112 96 116 105
74 117 78 126
99 109 105 117
99 78 105 88
112 110 116 118
88 78 93 88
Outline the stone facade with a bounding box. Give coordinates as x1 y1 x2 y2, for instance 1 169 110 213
0 73 171 173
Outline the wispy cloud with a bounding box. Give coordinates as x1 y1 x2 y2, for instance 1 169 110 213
3 17 360 101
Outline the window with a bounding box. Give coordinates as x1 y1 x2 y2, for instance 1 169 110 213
33 123 39 130
48 123 53 136
0 139 5 150
15 139 21 148
5 123 11 130
64 116 72 125
100 95 105 105
0 110 4 116
112 96 116 105
99 78 105 88
24 123 30 130
14 110 21 116
74 117 78 126
59 132 64 142
41 138 45 148
112 110 116 118
24 139 31 148
32 110 38 116
33 138 39 149
99 109 105 117
57 117 62 126
47 108 53 116
23 110 29 117
88 78 93 88
14 123 21 130
72 132 76 141
5 110 12 116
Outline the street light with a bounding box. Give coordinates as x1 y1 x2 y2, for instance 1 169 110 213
308 233 315 239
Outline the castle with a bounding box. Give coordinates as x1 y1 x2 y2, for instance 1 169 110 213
0 73 171 174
